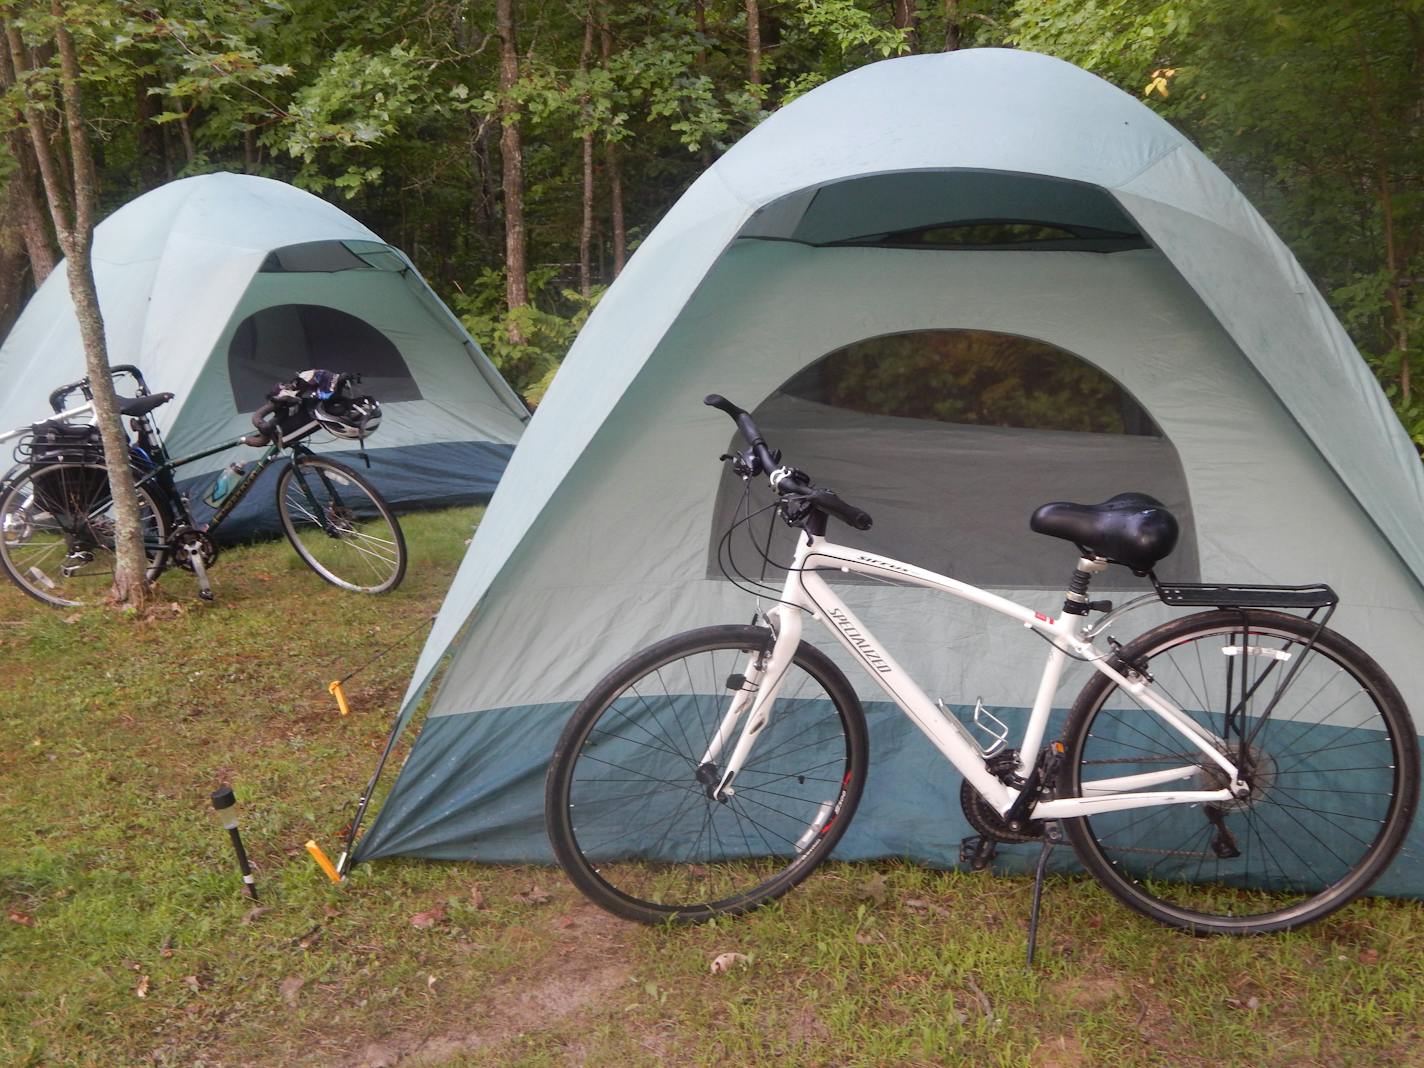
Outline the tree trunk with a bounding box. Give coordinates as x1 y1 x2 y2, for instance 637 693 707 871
8 7 151 608
600 8 625 277
694 0 712 167
944 0 961 51
135 71 166 191
496 0 528 339
0 184 27 338
745 0 762 87
1356 34 1410 405
0 36 58 285
891 0 920 53
578 3 595 297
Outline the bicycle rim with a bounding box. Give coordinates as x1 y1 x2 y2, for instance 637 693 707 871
1064 611 1417 932
548 626 867 922
276 458 406 593
0 464 168 608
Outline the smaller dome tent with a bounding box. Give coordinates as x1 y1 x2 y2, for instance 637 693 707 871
0 174 528 537
351 50 1424 896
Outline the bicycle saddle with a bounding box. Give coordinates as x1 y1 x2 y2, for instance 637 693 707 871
1029 492 1179 574
116 392 173 418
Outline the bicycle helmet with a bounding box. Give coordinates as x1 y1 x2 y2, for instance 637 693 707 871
314 393 382 439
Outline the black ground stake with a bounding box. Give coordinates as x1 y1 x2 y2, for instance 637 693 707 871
211 786 258 899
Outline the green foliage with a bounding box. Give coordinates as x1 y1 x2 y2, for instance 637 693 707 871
1010 0 1424 442
7 0 1420 447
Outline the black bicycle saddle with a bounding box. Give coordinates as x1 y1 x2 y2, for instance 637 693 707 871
1029 492 1179 574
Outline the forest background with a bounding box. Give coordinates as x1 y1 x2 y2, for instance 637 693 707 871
2 0 1420 443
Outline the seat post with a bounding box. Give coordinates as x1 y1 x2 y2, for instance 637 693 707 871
1062 556 1108 617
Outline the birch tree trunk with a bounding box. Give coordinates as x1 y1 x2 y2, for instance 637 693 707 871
6 5 151 607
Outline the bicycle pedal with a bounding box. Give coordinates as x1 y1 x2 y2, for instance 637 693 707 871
959 834 998 871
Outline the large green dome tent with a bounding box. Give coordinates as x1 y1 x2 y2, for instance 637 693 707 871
351 49 1424 892
0 173 528 537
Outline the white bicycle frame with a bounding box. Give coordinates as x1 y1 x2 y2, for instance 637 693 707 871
702 531 1248 822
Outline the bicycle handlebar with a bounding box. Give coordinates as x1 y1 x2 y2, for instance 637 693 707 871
704 393 873 531
246 399 287 446
48 365 150 413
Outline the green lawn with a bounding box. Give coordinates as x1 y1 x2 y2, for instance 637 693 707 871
2 507 1421 1067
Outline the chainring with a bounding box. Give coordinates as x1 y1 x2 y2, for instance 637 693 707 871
959 779 1042 843
169 527 218 570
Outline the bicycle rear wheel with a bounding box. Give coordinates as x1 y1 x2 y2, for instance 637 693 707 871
0 462 170 607
275 456 406 593
545 625 869 924
1062 609 1418 934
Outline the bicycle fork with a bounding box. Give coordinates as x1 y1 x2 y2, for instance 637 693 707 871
698 604 804 802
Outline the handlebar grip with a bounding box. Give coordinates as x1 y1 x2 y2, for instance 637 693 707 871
705 394 778 473
811 488 874 531
49 378 89 413
249 400 280 442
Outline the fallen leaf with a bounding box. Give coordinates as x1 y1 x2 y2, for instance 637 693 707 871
517 885 551 906
854 931 876 945
279 976 304 1006
709 951 750 974
857 873 887 905
183 975 201 992
426 974 438 990
1358 948 1381 965
409 904 446 929
159 937 174 958
62 613 82 625
323 904 340 919
135 975 150 998
469 884 487 910
295 924 322 950
7 910 34 927
555 915 575 929
241 907 271 925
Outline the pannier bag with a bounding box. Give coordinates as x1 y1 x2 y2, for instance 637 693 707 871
19 420 104 465
18 422 110 518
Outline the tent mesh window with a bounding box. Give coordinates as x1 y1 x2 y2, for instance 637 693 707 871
227 304 423 411
708 329 1200 589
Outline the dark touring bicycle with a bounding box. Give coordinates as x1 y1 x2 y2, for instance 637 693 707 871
0 365 406 606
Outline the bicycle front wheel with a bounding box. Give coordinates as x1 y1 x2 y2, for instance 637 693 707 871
1062 609 1418 934
275 456 407 593
0 462 170 607
545 625 869 924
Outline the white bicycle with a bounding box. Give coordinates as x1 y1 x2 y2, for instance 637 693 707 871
545 395 1418 938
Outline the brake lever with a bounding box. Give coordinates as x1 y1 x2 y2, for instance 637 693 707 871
720 447 763 479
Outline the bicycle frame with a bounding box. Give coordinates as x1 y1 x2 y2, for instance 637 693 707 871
134 436 336 539
704 531 1247 823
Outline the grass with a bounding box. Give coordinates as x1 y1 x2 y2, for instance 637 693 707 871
1 506 1422 1067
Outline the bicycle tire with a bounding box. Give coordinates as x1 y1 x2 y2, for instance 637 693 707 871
546 624 869 924
0 462 171 608
275 456 407 594
1061 609 1418 934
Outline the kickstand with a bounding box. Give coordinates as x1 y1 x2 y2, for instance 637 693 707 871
1025 821 1062 969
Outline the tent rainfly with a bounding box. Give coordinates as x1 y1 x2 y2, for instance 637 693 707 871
0 173 528 538
351 50 1424 894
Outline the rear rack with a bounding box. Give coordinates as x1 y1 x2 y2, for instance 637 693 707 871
1153 581 1337 611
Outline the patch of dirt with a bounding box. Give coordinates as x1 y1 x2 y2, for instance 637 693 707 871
1045 974 1124 1011
353 902 635 1067
1030 1035 1091 1068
